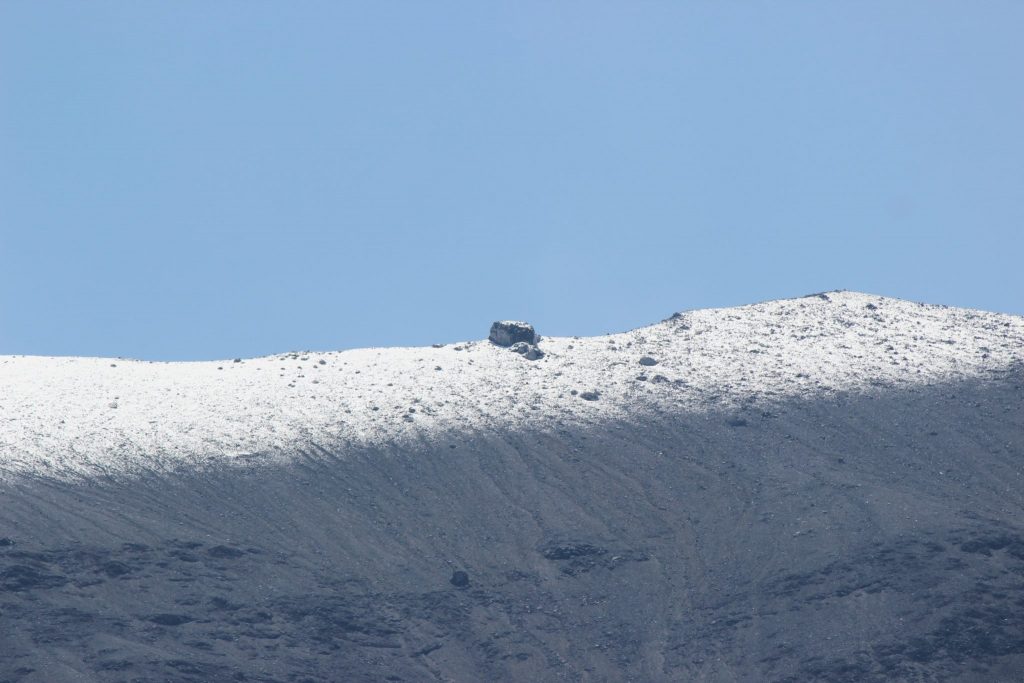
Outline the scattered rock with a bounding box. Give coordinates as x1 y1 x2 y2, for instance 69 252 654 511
450 570 470 588
510 342 544 360
541 543 606 560
489 321 538 347
639 356 659 366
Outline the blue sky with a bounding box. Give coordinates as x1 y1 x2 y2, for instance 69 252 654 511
2 2 1021 360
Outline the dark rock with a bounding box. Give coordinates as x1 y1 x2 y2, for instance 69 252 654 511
449 570 470 588
148 613 193 626
101 561 131 577
0 538 13 547
1 565 67 591
169 550 199 562
208 597 241 611
207 545 245 559
510 342 544 360
639 356 659 366
489 321 538 347
579 391 600 401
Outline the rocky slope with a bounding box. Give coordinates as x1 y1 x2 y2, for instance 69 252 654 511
1 291 1022 681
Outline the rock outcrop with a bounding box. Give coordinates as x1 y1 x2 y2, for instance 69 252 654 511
488 321 538 347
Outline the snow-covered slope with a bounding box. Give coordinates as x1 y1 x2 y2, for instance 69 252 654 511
2 291 1020 479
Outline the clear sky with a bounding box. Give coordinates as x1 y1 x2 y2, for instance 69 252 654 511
2 2 1021 360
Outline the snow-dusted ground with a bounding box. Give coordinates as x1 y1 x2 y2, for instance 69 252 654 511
1 291 1021 479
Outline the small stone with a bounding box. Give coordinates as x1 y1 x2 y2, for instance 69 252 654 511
510 342 544 360
579 391 600 401
639 356 658 366
450 570 470 588
149 614 193 626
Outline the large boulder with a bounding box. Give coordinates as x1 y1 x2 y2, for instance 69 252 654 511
489 321 538 347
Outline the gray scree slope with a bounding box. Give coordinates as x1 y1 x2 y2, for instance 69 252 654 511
1 291 1022 682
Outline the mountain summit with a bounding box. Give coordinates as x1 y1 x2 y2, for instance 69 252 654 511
1 291 1022 681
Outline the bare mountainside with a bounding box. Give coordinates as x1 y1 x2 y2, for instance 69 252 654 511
1 291 1022 682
